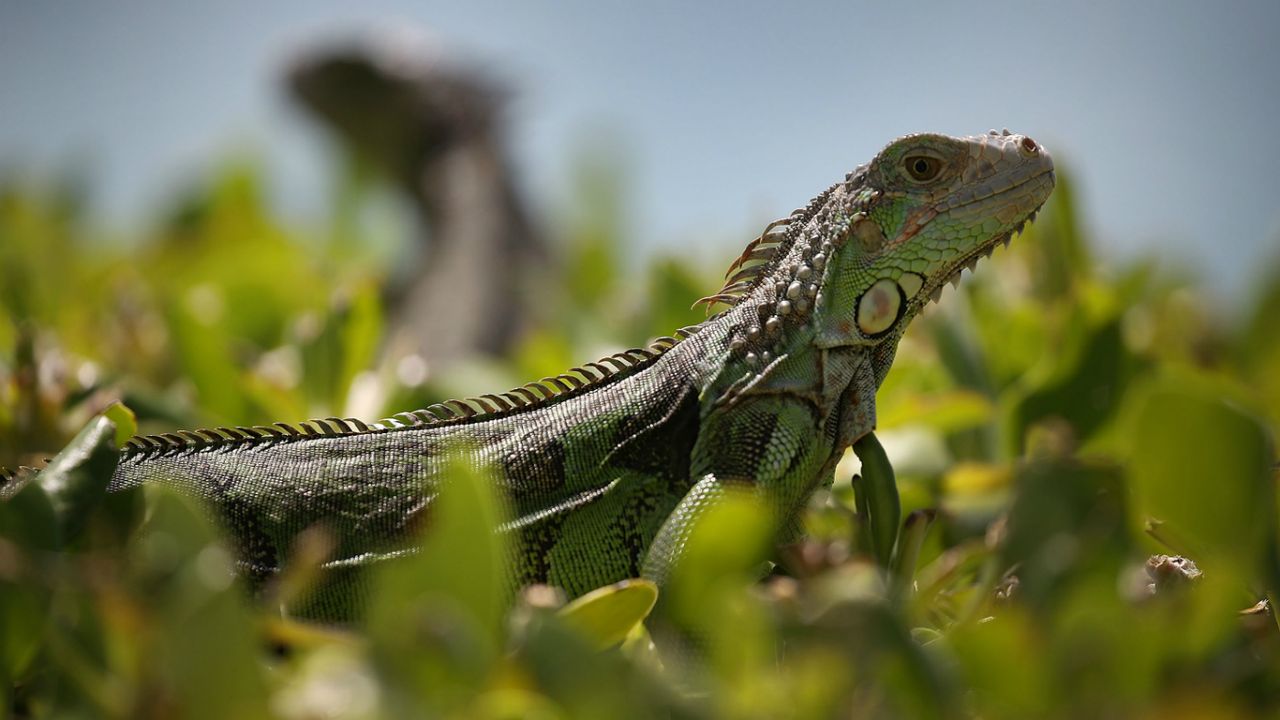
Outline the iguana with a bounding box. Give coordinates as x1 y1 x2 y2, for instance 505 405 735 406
9 130 1054 619
288 34 550 366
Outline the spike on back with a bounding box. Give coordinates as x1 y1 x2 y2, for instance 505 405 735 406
113 324 711 463
0 465 39 498
693 181 840 313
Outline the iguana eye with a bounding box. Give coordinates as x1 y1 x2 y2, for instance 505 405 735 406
903 155 942 182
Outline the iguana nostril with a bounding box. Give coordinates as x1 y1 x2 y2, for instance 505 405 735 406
1020 136 1039 155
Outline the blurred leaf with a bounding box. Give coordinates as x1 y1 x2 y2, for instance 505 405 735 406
668 489 773 627
964 270 1051 389
366 449 507 714
809 596 959 719
102 402 137 447
1006 311 1141 454
1241 258 1280 370
557 578 658 650
878 389 995 433
0 468 56 680
644 257 706 338
666 487 776 710
270 643 382 720
1024 168 1091 300
1238 257 1280 436
928 309 994 396
999 458 1129 608
513 603 679 720
35 414 119 545
297 283 383 413
338 283 383 405
946 609 1055 718
1127 380 1275 580
167 284 248 422
130 487 271 718
563 149 624 315
892 510 936 598
512 330 578 388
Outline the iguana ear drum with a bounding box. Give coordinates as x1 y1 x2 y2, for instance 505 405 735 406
856 278 906 337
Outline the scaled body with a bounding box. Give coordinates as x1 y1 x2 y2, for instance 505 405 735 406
107 131 1055 617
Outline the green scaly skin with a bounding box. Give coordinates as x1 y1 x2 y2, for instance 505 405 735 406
95 130 1053 618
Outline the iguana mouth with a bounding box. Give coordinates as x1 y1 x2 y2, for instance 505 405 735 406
921 210 1034 306
920 166 1056 306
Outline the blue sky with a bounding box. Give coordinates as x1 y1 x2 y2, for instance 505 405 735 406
2 1 1277 306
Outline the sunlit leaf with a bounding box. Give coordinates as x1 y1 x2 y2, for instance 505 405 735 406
102 402 137 447
167 285 248 422
877 389 995 433
558 579 658 651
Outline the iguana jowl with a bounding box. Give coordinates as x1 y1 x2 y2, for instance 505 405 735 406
102 131 1054 616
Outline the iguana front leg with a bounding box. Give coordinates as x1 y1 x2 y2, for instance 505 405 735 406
640 471 733 588
643 349 879 586
641 395 841 587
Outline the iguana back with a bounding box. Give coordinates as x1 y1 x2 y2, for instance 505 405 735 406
111 327 715 608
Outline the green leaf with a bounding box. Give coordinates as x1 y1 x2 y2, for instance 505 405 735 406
365 448 508 713
644 257 706 338
103 402 137 447
35 414 120 545
564 147 624 312
665 488 778 701
0 468 56 681
513 600 672 719
1006 313 1140 454
669 490 773 620
297 284 383 412
166 286 247 422
877 389 995 433
130 487 271 719
558 579 658 650
854 432 901 569
1024 167 1091 301
929 313 994 396
891 510 936 599
947 609 1056 717
999 458 1129 608
337 282 383 407
1128 381 1275 580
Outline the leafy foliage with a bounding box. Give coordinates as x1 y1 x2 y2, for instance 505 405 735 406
1 157 1279 718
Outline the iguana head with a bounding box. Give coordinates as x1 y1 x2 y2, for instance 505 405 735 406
811 130 1056 348
701 130 1054 368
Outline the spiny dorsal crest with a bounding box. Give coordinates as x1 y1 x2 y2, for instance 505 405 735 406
115 327 707 462
692 180 842 313
697 169 883 368
0 465 38 499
